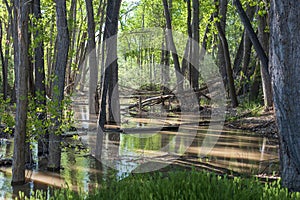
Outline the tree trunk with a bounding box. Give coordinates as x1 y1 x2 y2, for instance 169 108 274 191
233 0 271 86
96 0 122 159
216 0 228 88
65 0 77 95
12 0 30 185
162 0 183 93
270 0 300 192
0 21 8 100
85 0 98 114
191 0 200 99
258 5 273 108
106 0 122 124
48 0 69 171
33 0 47 156
2 0 12 100
216 22 238 107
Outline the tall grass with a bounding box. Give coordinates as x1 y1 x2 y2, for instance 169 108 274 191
20 170 300 200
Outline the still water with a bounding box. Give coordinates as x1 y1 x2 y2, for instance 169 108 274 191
0 99 279 198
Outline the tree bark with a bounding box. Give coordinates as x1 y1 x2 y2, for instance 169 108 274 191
162 0 183 93
270 0 300 192
216 22 238 107
216 0 228 88
0 21 8 100
85 0 98 114
191 0 200 99
96 0 122 160
48 0 69 171
233 0 270 82
33 0 47 156
12 0 29 185
106 0 122 124
258 5 273 108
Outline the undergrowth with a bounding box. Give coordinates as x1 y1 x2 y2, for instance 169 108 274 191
19 170 300 200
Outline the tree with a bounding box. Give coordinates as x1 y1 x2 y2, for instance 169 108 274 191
47 0 69 171
85 0 98 114
11 0 30 185
215 0 238 107
162 0 183 93
96 0 122 159
233 0 272 108
33 0 47 156
270 0 300 192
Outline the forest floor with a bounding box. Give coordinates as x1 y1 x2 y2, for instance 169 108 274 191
224 108 278 140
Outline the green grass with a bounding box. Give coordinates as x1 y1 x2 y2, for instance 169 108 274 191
19 170 300 200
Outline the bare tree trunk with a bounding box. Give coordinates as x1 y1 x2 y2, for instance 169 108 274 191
0 21 8 100
258 5 273 108
12 0 30 185
2 0 12 100
96 0 122 160
191 0 200 99
66 0 76 94
216 22 238 107
216 0 228 88
107 0 122 124
237 5 256 95
48 0 69 171
33 0 47 156
233 0 271 92
162 0 183 93
85 0 98 114
270 0 300 192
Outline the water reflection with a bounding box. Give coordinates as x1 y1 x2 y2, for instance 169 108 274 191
0 100 279 198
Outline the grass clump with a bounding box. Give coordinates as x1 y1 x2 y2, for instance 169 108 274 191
20 170 300 200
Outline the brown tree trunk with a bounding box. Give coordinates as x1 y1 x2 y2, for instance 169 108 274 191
48 0 69 171
270 0 300 192
12 0 30 185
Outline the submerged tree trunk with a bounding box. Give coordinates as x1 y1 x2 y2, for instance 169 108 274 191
270 0 300 192
48 0 69 171
107 0 122 124
12 0 30 185
96 0 122 160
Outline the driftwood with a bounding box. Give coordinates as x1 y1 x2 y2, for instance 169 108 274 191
125 86 210 111
127 94 175 110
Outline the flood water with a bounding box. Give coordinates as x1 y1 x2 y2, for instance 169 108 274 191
0 94 279 198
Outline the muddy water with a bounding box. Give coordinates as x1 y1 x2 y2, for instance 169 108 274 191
0 96 279 198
